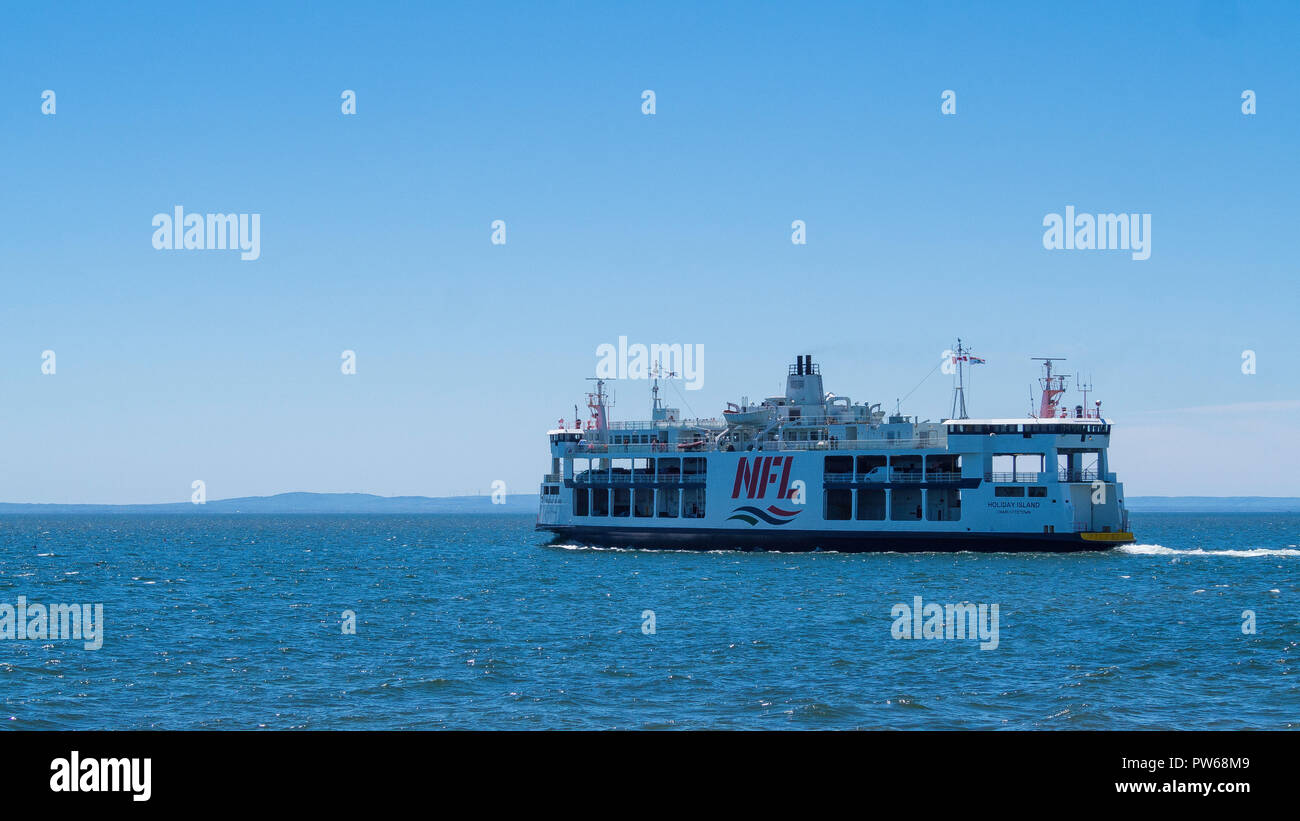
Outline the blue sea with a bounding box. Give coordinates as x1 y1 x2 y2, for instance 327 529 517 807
1 513 1296 730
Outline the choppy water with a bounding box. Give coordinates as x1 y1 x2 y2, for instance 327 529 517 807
1 512 1296 729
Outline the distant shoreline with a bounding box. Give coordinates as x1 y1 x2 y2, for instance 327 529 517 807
0 492 534 515
1 492 1298 515
1124 496 1300 513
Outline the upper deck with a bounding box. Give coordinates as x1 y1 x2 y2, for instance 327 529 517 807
550 354 1115 458
945 418 1111 436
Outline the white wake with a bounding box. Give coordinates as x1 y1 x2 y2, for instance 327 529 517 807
1120 544 1300 558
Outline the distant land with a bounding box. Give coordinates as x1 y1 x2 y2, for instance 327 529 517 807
1124 496 1300 513
0 492 537 515
0 493 1298 514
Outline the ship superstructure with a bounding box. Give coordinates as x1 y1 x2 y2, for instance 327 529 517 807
536 353 1133 552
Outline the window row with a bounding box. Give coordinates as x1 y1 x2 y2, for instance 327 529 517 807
823 453 960 477
994 486 1048 498
572 456 707 479
823 487 962 522
572 487 706 518
948 423 1110 435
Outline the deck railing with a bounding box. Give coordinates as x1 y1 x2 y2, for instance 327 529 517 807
825 470 964 484
774 437 947 451
1058 469 1101 483
606 419 725 431
574 442 710 455
985 472 1044 483
570 435 949 454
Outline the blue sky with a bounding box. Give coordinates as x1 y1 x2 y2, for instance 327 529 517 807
1 1 1296 502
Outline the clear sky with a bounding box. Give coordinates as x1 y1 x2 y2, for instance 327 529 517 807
2 1 1296 503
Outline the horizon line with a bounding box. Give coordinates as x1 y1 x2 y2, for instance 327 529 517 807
2 490 1300 509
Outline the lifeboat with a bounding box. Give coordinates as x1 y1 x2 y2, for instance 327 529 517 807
722 403 772 427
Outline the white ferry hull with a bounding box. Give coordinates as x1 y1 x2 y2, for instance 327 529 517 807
537 354 1135 554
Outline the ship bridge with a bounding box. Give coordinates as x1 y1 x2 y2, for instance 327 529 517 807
943 417 1113 484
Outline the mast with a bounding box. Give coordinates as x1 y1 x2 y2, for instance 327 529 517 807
950 339 968 419
585 378 613 432
1076 375 1092 419
649 357 677 420
1030 357 1070 418
949 339 983 419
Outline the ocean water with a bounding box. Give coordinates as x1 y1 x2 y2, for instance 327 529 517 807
1 512 1296 730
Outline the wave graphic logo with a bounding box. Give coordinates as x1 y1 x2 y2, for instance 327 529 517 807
727 504 802 526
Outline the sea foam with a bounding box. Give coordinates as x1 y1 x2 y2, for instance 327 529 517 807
1120 544 1300 558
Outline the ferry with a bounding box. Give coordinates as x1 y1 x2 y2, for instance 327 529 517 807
536 350 1134 552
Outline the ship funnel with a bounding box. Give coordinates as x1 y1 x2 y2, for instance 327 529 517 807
785 354 824 406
